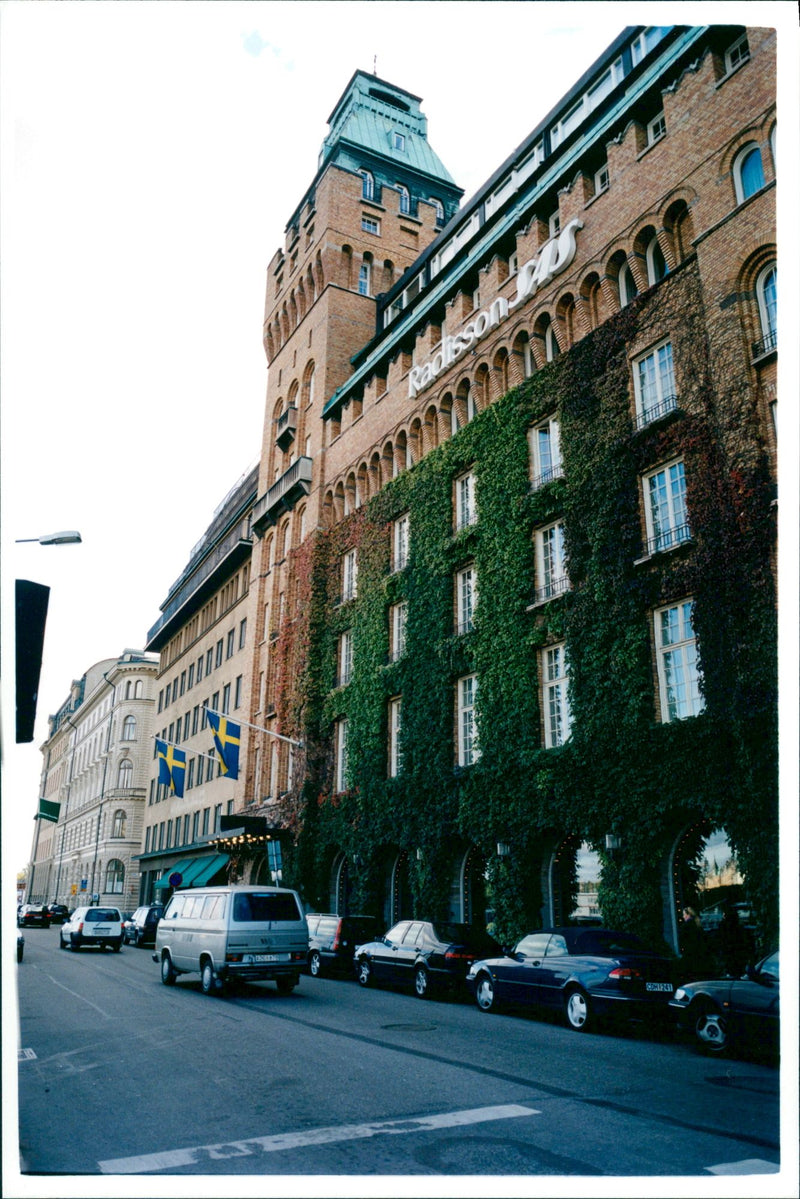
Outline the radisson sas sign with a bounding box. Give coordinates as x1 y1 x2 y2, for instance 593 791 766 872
408 218 583 398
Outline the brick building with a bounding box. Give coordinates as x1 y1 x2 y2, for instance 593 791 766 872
240 23 777 950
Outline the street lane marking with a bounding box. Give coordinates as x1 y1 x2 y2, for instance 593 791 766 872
18 1048 37 1061
41 971 114 1018
706 1159 780 1174
98 1103 540 1173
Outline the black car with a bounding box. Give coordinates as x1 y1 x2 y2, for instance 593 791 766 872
355 920 502 998
124 904 165 947
466 927 675 1031
45 903 70 925
17 904 50 929
306 913 379 977
669 949 779 1057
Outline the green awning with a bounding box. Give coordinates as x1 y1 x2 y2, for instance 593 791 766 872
152 859 194 889
183 853 229 888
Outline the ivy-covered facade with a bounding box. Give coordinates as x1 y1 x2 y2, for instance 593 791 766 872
243 25 777 956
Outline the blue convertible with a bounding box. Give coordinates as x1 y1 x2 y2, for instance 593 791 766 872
466 927 675 1031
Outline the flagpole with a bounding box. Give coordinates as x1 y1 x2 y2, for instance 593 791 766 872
204 708 303 749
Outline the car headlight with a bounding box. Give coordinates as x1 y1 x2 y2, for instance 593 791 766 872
672 988 690 1004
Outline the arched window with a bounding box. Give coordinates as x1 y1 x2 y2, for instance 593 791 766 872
619 260 639 307
121 715 136 740
430 196 444 224
125 681 132 699
646 237 668 285
105 859 125 894
755 265 777 353
112 808 127 837
397 184 411 215
359 170 374 201
734 144 765 203
358 260 371 296
304 363 315 406
134 680 143 698
544 319 559 362
117 760 133 789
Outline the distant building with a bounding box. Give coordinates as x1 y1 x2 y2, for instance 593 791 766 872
31 651 159 910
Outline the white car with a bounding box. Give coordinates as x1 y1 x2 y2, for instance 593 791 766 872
60 906 124 952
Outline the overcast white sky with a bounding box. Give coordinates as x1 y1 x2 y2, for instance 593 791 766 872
1 2 796 859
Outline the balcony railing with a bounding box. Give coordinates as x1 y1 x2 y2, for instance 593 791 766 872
275 406 298 451
531 462 565 492
532 575 571 605
752 329 777 359
252 457 313 534
645 523 691 557
636 393 678 431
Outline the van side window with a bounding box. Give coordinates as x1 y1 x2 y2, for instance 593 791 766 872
233 892 302 922
166 895 185 919
201 894 226 919
182 895 202 918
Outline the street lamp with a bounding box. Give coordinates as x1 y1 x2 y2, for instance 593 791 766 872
16 531 82 545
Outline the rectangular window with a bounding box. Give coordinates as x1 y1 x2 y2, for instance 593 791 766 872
214 803 222 832
192 705 200 736
335 718 349 792
174 716 182 744
202 808 210 835
239 618 247 650
393 513 410 571
234 675 243 709
542 643 572 747
196 655 204 683
647 112 666 145
196 754 204 785
215 639 224 667
192 810 200 841
145 826 151 853
187 757 195 790
643 459 690 554
548 210 561 237
157 690 163 714
389 697 403 777
529 418 563 489
655 600 705 722
594 164 609 195
455 471 477 531
725 34 750 74
226 629 235 659
390 601 407 662
211 691 220 717
342 549 358 601
631 26 670 65
338 629 353 687
188 663 195 689
392 131 406 151
206 648 213 675
222 683 231 715
633 340 677 428
180 671 186 696
534 521 569 601
183 814 190 844
456 565 477 634
361 216 380 235
457 674 480 766
166 820 173 850
358 263 371 297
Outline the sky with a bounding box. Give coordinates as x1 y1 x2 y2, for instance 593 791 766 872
1 4 798 1197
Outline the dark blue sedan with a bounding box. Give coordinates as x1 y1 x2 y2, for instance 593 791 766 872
669 949 779 1057
466 927 675 1031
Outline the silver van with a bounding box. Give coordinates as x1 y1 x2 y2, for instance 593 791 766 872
153 885 308 996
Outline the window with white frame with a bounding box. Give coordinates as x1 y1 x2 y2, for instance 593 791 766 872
430 196 444 224
534 521 569 601
122 715 136 740
390 601 407 661
457 674 480 766
725 34 750 74
544 320 559 362
594 163 609 195
117 759 133 789
529 417 563 489
643 459 690 554
105 859 125 894
359 170 374 200
755 265 777 354
392 131 406 151
508 251 519 276
645 236 668 284
358 262 371 296
733 143 764 203
619 260 638 307
342 548 358 601
633 340 677 428
647 112 666 145
655 600 705 721
362 216 380 235
393 513 410 571
335 718 349 791
542 643 572 748
112 808 127 837
631 26 670 65
548 210 561 237
338 629 353 687
389 697 403 776
397 184 411 215
455 471 477 531
456 564 477 634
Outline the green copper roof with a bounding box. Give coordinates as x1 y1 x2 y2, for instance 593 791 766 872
319 70 458 187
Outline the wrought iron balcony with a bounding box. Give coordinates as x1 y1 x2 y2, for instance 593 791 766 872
532 575 571 605
275 406 298 451
252 457 313 535
530 462 565 491
645 523 691 557
752 329 777 359
636 393 678 431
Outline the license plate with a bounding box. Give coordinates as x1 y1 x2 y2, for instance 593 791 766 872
646 982 673 992
92 927 110 935
242 953 281 964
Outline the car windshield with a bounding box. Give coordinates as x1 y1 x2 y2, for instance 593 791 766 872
233 892 302 922
85 909 119 922
573 930 648 956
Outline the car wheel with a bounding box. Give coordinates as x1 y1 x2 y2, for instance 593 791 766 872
693 1003 729 1054
60 935 67 950
564 987 591 1031
356 957 372 987
112 940 122 953
276 975 297 995
71 939 81 951
201 961 218 996
475 973 495 1012
160 953 177 986
414 965 430 999
309 951 322 978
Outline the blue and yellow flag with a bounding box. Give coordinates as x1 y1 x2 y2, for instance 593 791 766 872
156 738 187 798
206 710 240 780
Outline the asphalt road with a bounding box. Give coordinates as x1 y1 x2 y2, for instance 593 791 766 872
14 924 782 1186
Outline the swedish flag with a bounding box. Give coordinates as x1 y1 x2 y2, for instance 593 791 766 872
156 738 187 798
206 710 240 780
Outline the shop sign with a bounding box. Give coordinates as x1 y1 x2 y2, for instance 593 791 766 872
408 218 583 398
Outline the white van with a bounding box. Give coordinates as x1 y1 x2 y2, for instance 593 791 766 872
153 885 308 996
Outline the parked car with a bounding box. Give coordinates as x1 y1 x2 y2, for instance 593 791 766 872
45 903 70 924
306 913 379 977
466 927 675 1031
17 904 50 929
59 906 124 952
354 920 502 998
669 949 779 1057
124 904 164 947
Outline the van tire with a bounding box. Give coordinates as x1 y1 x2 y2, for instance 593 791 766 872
201 960 219 996
161 953 177 985
276 975 297 995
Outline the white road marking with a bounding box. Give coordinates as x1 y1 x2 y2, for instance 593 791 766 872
98 1103 540 1174
18 1048 37 1061
42 971 113 1018
706 1158 781 1174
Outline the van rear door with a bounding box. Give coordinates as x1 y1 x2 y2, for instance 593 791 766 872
228 890 307 961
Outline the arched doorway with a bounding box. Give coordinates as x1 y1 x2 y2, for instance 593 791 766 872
669 822 748 952
455 845 489 926
550 837 602 926
329 851 353 914
389 850 412 925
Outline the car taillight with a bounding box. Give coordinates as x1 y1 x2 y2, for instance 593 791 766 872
608 967 642 979
77 922 84 933
332 922 342 951
291 952 304 962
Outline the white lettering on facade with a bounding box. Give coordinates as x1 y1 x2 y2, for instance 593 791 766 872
408 218 584 398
